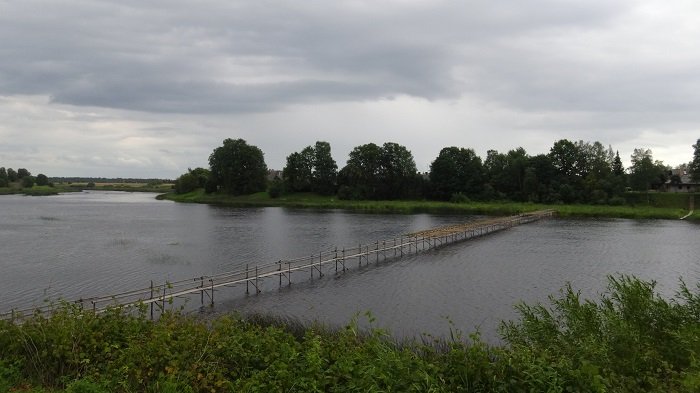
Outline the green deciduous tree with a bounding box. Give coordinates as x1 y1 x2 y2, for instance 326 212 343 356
311 141 338 195
282 147 315 192
209 138 268 195
283 141 338 195
174 168 210 194
429 147 484 200
35 174 49 186
689 139 700 182
7 168 17 182
338 142 417 200
629 148 667 191
0 167 8 187
21 176 34 188
484 148 530 200
16 168 30 179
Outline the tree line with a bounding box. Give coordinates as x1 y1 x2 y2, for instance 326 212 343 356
0 167 49 188
175 138 700 204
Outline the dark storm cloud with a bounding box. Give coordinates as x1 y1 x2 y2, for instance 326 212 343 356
0 0 635 114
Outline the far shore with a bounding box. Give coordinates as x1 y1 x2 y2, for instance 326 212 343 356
158 189 697 221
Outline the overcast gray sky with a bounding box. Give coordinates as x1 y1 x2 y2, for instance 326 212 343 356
1 0 699 179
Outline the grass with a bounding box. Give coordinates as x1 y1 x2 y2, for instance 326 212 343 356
160 189 693 220
3 275 700 392
0 182 174 196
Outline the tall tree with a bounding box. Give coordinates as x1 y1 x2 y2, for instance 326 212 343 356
7 168 17 182
377 142 418 199
689 139 700 182
282 141 337 195
282 147 314 192
0 167 8 187
311 141 338 195
629 148 667 191
429 147 484 200
16 168 30 179
35 173 49 186
549 139 586 181
208 138 268 195
338 143 383 199
612 151 624 176
338 142 417 200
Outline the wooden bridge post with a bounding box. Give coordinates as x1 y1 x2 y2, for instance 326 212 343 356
255 266 259 294
210 279 214 305
162 285 166 313
319 252 323 277
150 280 154 320
278 261 282 287
335 248 338 272
376 241 379 262
358 244 362 267
288 261 292 286
246 264 249 295
342 248 346 271
200 277 204 306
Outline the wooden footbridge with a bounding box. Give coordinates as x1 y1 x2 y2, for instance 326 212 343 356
1 210 555 321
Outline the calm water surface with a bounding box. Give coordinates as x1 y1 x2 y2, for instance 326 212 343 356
2 191 699 341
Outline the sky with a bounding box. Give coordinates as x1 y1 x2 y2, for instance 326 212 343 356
1 0 699 179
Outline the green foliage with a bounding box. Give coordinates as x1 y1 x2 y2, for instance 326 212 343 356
7 167 18 182
689 139 700 182
282 146 315 192
174 172 200 194
338 142 418 200
268 176 284 198
21 175 35 188
174 168 210 194
311 141 338 195
0 167 8 187
35 173 49 186
4 277 700 392
209 138 268 195
629 148 668 191
17 168 31 179
449 192 470 203
430 146 484 200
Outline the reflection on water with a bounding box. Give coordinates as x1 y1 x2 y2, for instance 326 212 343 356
2 191 700 341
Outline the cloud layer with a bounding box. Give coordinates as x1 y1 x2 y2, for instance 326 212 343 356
1 0 699 177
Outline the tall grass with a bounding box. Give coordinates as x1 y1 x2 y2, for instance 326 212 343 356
3 276 700 391
162 190 691 219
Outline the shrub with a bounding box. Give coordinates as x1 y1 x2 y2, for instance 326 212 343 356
449 192 470 203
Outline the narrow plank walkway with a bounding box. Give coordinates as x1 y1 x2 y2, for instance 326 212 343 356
2 210 555 321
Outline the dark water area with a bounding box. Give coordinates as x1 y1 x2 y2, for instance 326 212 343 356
2 191 699 341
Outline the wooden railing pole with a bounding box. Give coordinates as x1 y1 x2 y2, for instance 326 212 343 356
150 280 154 320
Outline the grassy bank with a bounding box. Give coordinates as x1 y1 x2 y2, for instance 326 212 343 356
3 276 700 392
160 189 694 220
0 182 174 196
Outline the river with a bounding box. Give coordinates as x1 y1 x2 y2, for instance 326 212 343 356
2 191 699 341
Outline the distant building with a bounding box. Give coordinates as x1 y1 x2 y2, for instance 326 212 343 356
661 167 700 193
267 169 282 181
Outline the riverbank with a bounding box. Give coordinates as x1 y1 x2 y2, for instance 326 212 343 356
160 189 696 220
0 182 173 196
2 276 698 392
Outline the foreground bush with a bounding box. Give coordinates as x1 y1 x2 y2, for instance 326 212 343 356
2 276 700 392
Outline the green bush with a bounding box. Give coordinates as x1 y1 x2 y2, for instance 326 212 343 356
3 276 700 392
449 192 470 204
